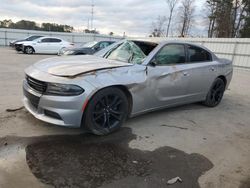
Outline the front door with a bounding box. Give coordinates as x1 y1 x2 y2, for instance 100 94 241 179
146 44 191 109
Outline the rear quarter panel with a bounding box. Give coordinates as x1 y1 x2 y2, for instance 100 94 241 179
217 58 233 89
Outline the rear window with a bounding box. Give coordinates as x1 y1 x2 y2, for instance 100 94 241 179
188 45 212 62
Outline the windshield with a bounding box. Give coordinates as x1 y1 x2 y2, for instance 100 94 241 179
105 41 146 64
81 41 98 48
26 36 42 41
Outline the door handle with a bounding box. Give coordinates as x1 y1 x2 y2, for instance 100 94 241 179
183 72 189 76
210 67 215 71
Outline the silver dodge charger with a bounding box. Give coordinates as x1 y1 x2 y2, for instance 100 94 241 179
23 39 233 135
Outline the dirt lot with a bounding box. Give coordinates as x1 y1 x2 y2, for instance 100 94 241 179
0 47 250 188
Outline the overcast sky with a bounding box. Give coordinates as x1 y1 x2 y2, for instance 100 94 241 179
0 0 206 37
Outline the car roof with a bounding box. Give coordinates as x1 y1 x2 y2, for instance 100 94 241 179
38 36 63 40
27 35 43 37
127 38 213 53
95 41 115 43
127 38 160 44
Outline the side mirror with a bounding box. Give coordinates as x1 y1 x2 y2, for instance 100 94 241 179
37 40 41 43
149 58 157 67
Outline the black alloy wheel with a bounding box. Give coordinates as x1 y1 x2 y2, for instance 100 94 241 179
84 87 129 135
203 78 225 107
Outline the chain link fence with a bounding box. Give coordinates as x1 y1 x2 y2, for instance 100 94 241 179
0 28 123 46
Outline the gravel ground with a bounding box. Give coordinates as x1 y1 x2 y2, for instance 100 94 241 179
0 47 250 188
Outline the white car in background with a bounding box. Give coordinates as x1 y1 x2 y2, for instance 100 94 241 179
21 37 74 54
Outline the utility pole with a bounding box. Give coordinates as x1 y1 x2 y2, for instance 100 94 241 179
91 0 94 30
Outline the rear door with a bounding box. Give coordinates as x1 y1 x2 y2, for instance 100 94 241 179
185 45 218 101
49 38 63 53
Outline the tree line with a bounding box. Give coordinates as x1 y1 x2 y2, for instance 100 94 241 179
0 19 104 34
0 19 74 32
151 0 250 38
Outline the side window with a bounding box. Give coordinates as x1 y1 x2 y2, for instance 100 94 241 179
50 38 62 43
41 38 50 43
154 44 186 65
188 45 212 62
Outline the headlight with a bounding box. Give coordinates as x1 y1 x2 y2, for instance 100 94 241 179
45 83 84 96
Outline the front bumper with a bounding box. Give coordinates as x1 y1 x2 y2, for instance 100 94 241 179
23 80 85 128
15 44 23 51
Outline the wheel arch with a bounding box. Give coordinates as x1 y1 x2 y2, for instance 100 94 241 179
81 85 133 128
25 45 35 53
217 75 227 86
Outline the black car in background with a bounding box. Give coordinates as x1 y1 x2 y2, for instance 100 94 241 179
59 41 115 55
10 35 44 47
11 35 44 51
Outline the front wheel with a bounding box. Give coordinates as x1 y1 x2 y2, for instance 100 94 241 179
83 87 129 135
203 78 225 107
25 46 34 54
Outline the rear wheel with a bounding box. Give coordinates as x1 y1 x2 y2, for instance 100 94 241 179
84 87 129 135
203 78 225 107
58 47 66 55
25 46 34 54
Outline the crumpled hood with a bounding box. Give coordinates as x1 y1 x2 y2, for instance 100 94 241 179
33 55 132 77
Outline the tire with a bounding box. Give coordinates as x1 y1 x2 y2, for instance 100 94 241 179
203 78 226 107
83 87 129 135
25 46 34 54
58 47 66 55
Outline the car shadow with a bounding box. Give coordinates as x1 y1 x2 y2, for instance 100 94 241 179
0 127 214 188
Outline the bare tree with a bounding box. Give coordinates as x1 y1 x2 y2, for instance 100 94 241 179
165 0 179 37
206 0 217 38
231 0 248 37
206 0 250 38
150 16 167 37
179 0 195 37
